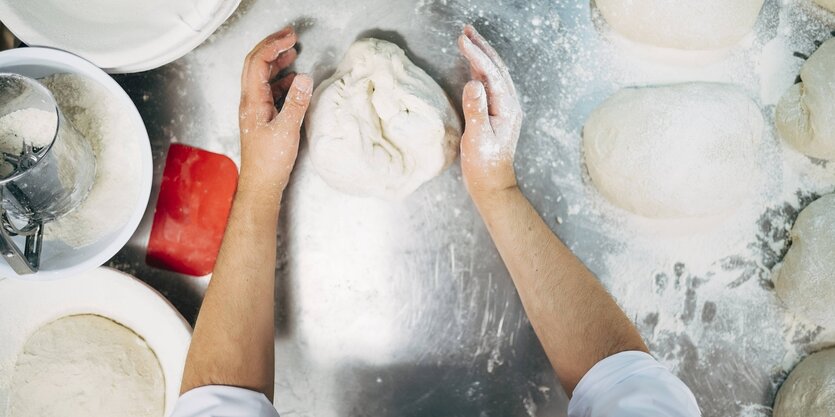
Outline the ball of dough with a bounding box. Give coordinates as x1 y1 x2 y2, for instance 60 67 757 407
776 38 835 160
583 83 764 219
773 348 835 417
815 0 835 14
595 0 765 50
774 194 835 330
305 39 462 200
7 315 165 417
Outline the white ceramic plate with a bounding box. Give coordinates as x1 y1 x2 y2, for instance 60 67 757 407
0 267 192 416
0 47 152 281
0 0 240 73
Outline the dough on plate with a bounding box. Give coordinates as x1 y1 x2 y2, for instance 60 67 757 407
305 38 461 200
776 38 835 160
7 314 165 417
774 194 835 330
773 348 835 417
583 83 764 219
595 0 765 50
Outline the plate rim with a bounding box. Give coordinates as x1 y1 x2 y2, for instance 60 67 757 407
0 0 241 73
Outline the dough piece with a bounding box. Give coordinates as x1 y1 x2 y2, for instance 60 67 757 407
583 83 764 219
595 0 765 50
306 39 462 200
774 194 835 330
773 348 835 417
7 315 165 417
776 38 835 160
815 0 835 13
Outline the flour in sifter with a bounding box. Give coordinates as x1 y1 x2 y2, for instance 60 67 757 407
40 73 142 248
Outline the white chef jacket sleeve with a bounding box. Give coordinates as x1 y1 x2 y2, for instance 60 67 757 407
169 385 280 417
567 351 701 417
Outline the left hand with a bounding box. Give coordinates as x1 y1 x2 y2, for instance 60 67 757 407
238 26 313 200
457 25 523 202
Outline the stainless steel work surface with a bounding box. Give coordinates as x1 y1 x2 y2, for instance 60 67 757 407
109 1 835 416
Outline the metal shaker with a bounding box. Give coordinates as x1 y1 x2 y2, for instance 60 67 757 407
0 73 97 275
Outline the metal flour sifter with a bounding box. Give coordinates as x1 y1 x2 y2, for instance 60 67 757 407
0 73 96 275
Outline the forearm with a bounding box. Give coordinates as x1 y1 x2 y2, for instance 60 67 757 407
180 173 281 399
473 186 647 394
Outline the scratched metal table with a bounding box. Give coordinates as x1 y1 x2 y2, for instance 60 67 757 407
107 1 835 416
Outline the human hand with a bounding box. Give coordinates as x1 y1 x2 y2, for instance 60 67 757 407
238 27 313 201
457 25 523 202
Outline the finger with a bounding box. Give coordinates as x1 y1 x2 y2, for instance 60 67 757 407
270 73 297 100
269 48 298 81
242 27 296 90
272 74 313 130
465 26 517 99
462 81 492 135
241 28 297 127
463 25 512 80
458 34 512 118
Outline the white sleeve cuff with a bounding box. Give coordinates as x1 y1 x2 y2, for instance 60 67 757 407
169 385 280 417
568 351 701 417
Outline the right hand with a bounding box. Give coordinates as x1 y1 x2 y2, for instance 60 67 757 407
457 25 523 201
238 27 313 202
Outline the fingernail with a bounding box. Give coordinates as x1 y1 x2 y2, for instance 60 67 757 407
469 81 484 98
294 74 313 94
461 34 474 47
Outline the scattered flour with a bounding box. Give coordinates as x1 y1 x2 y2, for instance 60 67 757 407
5 314 164 417
39 74 142 248
143 0 835 416
517 1 835 416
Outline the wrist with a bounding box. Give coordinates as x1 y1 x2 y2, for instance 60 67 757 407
237 169 286 207
469 183 520 210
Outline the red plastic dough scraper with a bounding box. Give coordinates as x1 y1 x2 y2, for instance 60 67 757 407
146 144 238 276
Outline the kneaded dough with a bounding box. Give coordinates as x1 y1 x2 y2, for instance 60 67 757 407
7 315 165 417
774 194 835 330
583 83 764 219
815 0 835 13
776 38 835 160
306 39 462 200
595 0 765 50
773 348 835 417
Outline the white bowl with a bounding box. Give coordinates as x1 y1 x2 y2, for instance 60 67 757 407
0 0 241 73
0 267 192 415
0 47 152 281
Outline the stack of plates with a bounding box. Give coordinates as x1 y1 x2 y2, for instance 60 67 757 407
0 0 240 73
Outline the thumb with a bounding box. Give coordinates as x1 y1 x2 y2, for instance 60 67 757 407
274 74 313 129
462 80 491 136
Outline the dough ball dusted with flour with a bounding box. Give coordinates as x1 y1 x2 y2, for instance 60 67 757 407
583 83 764 219
773 348 835 417
774 194 835 330
776 38 835 160
306 39 462 200
594 0 765 50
